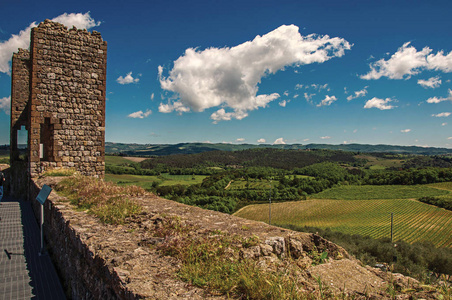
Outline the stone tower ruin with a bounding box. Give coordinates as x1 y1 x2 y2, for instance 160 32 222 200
10 19 107 195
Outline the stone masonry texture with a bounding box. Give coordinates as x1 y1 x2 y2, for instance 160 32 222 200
10 19 107 180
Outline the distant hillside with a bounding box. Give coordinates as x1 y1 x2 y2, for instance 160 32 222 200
105 142 452 156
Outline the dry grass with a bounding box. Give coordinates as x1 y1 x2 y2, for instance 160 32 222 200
55 175 144 224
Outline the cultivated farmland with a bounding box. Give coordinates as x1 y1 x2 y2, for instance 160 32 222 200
234 184 452 248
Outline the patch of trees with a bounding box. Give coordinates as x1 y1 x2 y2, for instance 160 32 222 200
294 162 364 184
418 196 452 211
402 156 452 169
282 225 452 281
364 168 452 185
106 164 161 175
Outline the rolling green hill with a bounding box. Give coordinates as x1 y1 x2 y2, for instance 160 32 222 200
105 142 452 156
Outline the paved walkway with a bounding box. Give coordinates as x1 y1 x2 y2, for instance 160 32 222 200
0 196 66 299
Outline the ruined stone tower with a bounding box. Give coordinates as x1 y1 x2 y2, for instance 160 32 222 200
10 20 107 192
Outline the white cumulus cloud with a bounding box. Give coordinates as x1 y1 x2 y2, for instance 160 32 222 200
364 97 396 110
361 42 452 80
310 83 329 91
320 136 331 139
273 138 286 145
51 12 101 29
210 109 248 124
426 89 452 104
158 101 190 114
128 109 152 119
304 93 316 103
347 87 368 101
316 95 337 107
418 76 441 89
0 12 100 74
442 123 447 126
117 72 140 84
0 96 11 114
432 112 451 117
257 138 266 143
158 25 351 121
401 129 411 133
279 100 287 107
236 138 245 142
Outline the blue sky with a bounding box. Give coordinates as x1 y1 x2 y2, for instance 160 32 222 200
1 0 452 147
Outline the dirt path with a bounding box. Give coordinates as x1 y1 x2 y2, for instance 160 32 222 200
224 180 234 190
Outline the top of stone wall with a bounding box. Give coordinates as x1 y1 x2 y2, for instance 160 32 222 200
34 19 105 42
13 48 30 60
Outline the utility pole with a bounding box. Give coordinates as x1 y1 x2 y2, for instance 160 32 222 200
268 180 272 225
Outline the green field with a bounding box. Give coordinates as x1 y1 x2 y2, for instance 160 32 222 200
105 173 207 189
355 154 405 170
105 155 137 165
311 184 449 200
234 184 452 248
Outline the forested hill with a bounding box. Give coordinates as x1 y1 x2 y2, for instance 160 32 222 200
105 142 452 156
139 148 357 170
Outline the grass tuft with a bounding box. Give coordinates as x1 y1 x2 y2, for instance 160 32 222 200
155 223 309 299
42 168 77 177
55 175 144 224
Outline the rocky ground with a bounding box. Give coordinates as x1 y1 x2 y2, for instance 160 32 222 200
39 177 443 299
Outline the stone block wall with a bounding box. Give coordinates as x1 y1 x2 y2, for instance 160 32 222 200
10 19 107 182
10 49 31 162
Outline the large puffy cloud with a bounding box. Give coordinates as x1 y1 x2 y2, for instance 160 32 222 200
364 97 396 110
159 25 351 121
0 96 11 114
0 12 100 74
361 42 452 80
426 89 452 104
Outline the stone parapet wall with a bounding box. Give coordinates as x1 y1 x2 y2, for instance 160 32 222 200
29 179 129 299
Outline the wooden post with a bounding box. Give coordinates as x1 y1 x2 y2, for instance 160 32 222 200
390 213 394 243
